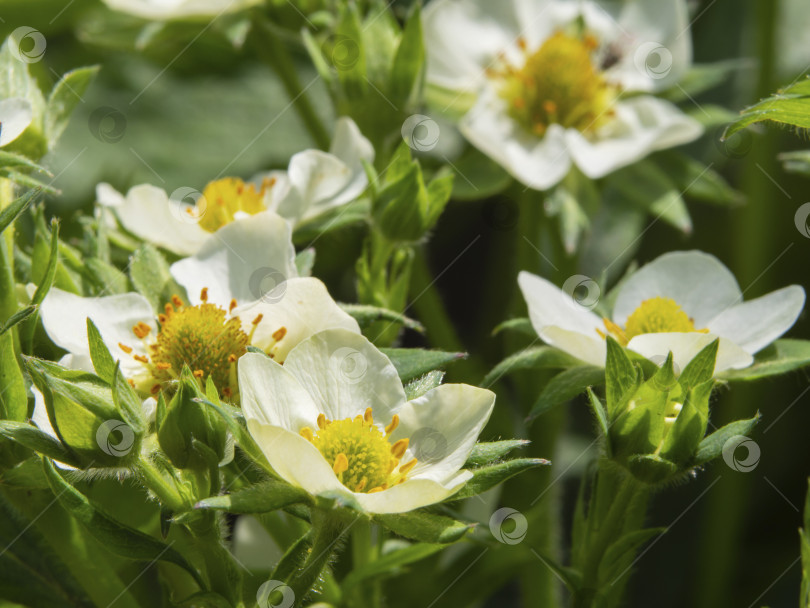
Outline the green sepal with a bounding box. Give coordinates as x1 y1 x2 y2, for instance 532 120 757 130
0 421 80 467
694 414 760 465
451 458 550 500
379 347 466 382
194 480 310 514
403 370 444 400
464 439 530 467
375 510 473 544
719 339 810 381
528 365 605 420
482 346 583 387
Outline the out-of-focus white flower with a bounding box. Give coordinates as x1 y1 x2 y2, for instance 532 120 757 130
101 0 260 21
519 251 805 374
423 0 703 190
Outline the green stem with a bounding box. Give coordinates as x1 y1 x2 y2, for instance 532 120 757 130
134 455 191 513
350 520 381 607
191 524 243 606
283 509 349 607
253 17 331 150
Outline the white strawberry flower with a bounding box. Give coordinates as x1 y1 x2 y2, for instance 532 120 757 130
519 251 805 374
39 212 359 400
423 0 703 190
98 118 372 256
239 329 495 514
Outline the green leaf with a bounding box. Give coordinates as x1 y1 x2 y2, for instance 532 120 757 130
724 78 810 137
492 317 535 338
482 346 583 387
0 305 36 336
294 247 315 277
389 2 424 104
403 370 444 400
0 492 95 608
719 339 810 381
335 3 367 96
452 458 550 500
86 318 116 384
21 217 60 352
84 257 129 295
42 459 206 588
0 150 52 173
464 439 530 467
0 421 79 467
129 244 186 313
0 169 58 193
655 152 741 206
342 542 444 590
694 414 760 465
528 365 605 420
379 348 466 382
340 303 424 333
531 550 583 593
112 361 146 434
0 187 38 236
45 66 99 148
174 592 233 608
779 149 810 177
604 161 692 234
195 480 309 513
376 511 472 544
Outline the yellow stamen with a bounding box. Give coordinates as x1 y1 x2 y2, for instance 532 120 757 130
333 453 349 475
364 407 374 424
300 427 314 441
385 415 399 435
272 327 287 342
118 343 133 354
200 287 208 302
391 439 409 459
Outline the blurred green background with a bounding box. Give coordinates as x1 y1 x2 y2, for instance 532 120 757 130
2 0 810 605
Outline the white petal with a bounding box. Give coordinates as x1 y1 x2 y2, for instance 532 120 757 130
352 472 472 514
612 251 742 327
108 184 210 256
609 0 692 92
539 326 607 367
0 98 33 147
330 117 375 170
707 285 806 354
423 0 524 91
389 384 495 482
102 0 258 20
518 271 603 336
282 329 406 424
247 420 346 496
238 352 320 431
627 332 753 374
40 288 155 375
170 211 297 307
96 182 125 208
233 277 360 363
566 97 703 179
460 90 572 190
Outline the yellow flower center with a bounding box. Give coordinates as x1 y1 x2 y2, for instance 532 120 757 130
599 297 706 346
193 177 275 233
300 409 417 493
491 31 616 136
